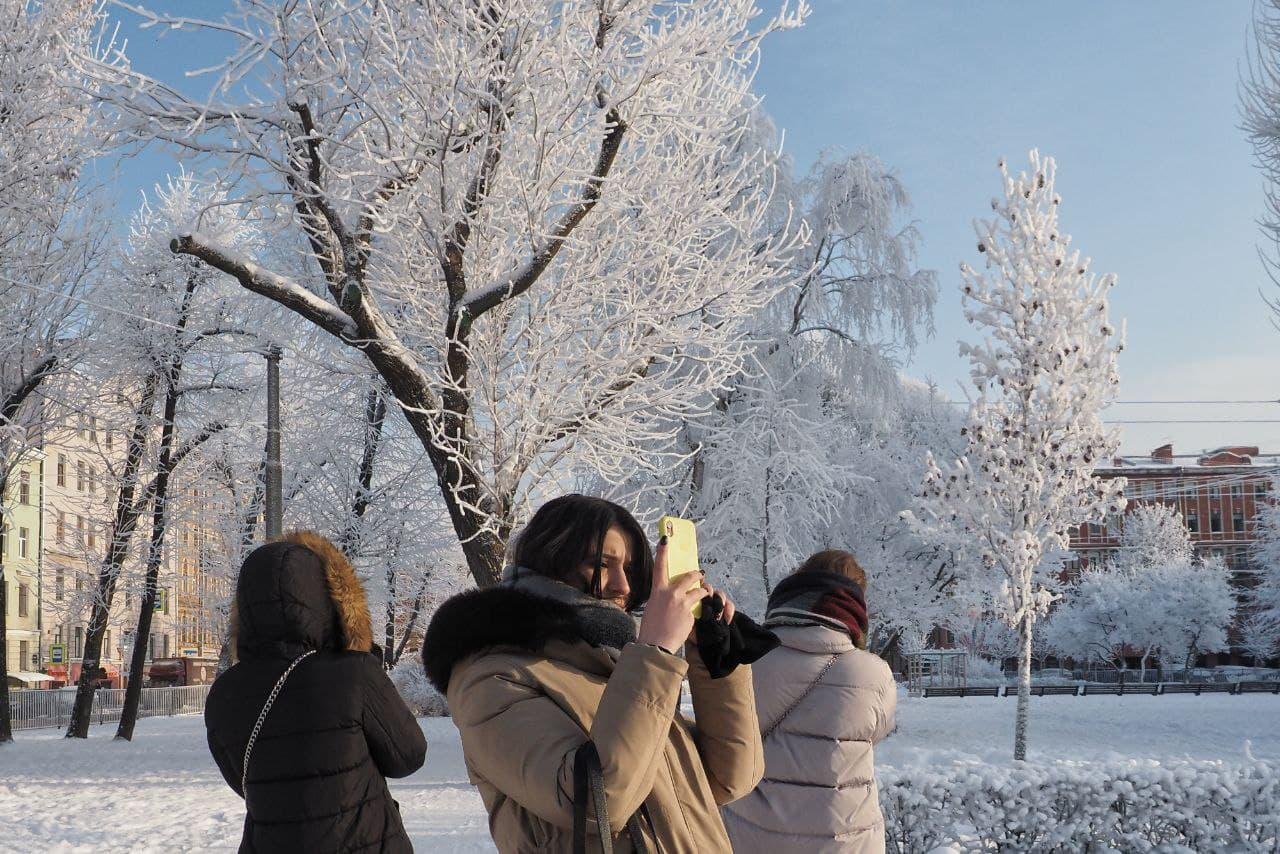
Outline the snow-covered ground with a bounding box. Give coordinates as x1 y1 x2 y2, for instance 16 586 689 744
2 692 1277 853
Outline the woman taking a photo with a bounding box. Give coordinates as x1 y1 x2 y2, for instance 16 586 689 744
423 494 763 853
721 549 897 854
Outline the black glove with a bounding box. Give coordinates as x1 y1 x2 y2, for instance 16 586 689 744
694 593 780 679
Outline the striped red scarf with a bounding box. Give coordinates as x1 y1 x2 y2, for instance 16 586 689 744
764 570 869 649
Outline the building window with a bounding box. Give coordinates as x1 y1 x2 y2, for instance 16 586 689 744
1234 511 1245 533
1209 485 1221 500
103 631 111 657
1182 480 1197 498
76 460 85 492
56 511 64 544
1257 481 1270 499
74 626 84 658
162 634 170 658
88 416 97 443
18 471 30 505
105 430 114 452
1187 511 1199 533
76 573 83 592
19 641 30 670
56 454 66 487
17 527 28 558
55 570 64 602
88 465 97 494
18 584 29 617
1211 511 1222 534
1232 484 1244 500
87 524 96 551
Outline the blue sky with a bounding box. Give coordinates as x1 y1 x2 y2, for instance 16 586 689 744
103 1 1280 455
752 1 1280 456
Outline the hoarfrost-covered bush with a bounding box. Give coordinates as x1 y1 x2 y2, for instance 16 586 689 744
390 657 448 717
880 757 1279 853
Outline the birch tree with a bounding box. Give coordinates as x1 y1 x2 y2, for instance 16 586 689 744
904 151 1126 761
0 0 106 745
81 0 809 587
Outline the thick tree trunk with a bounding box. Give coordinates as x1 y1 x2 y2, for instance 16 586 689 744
391 573 431 667
66 378 160 739
1 360 59 743
117 334 189 741
1013 608 1033 761
383 560 396 670
0 545 10 744
115 425 180 741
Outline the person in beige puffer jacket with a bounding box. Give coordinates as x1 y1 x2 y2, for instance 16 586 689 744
422 494 764 853
722 550 898 854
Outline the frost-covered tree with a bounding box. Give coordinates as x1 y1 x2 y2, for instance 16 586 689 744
1116 501 1195 568
1047 504 1234 682
601 132 944 620
1148 557 1235 678
59 175 264 740
904 151 1126 761
273 358 469 668
81 0 809 587
1246 473 1280 660
1244 0 1280 321
0 0 107 745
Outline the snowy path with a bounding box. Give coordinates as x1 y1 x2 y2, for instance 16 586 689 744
2 692 1277 853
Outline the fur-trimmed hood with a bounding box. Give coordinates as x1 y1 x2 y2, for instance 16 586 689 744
230 531 373 662
422 583 637 694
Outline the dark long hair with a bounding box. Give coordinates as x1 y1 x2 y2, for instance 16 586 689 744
509 494 653 611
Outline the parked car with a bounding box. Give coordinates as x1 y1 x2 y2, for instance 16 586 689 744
147 656 218 686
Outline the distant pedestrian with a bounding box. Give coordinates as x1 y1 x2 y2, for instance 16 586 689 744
722 549 897 854
206 531 426 853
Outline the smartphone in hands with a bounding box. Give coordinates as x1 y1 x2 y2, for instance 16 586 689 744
659 515 703 618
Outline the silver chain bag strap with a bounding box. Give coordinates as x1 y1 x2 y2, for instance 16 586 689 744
762 652 840 741
241 649 317 796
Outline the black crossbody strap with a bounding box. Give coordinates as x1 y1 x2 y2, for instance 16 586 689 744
573 741 652 854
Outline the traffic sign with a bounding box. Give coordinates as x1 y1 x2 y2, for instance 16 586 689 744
50 644 65 664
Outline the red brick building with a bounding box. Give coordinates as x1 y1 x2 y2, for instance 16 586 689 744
1068 444 1276 573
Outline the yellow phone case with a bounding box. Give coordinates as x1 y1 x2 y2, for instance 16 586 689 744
659 515 703 618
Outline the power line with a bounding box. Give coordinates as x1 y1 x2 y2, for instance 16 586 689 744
1106 419 1280 425
1107 400 1280 405
942 398 1280 406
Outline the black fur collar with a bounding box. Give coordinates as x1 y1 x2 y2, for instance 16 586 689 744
422 585 637 693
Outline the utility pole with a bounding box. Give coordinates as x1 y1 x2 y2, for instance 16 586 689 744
264 346 283 539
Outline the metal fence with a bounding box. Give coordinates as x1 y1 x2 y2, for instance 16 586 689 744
8 684 211 731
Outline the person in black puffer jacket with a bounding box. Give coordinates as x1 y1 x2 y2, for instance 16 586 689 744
205 531 427 853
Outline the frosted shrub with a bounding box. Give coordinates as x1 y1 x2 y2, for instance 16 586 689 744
390 657 448 717
880 758 1279 853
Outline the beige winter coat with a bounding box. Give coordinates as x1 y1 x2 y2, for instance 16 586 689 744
423 583 764 853
721 624 897 854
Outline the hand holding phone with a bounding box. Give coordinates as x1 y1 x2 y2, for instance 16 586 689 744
659 515 703 618
638 529 707 653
